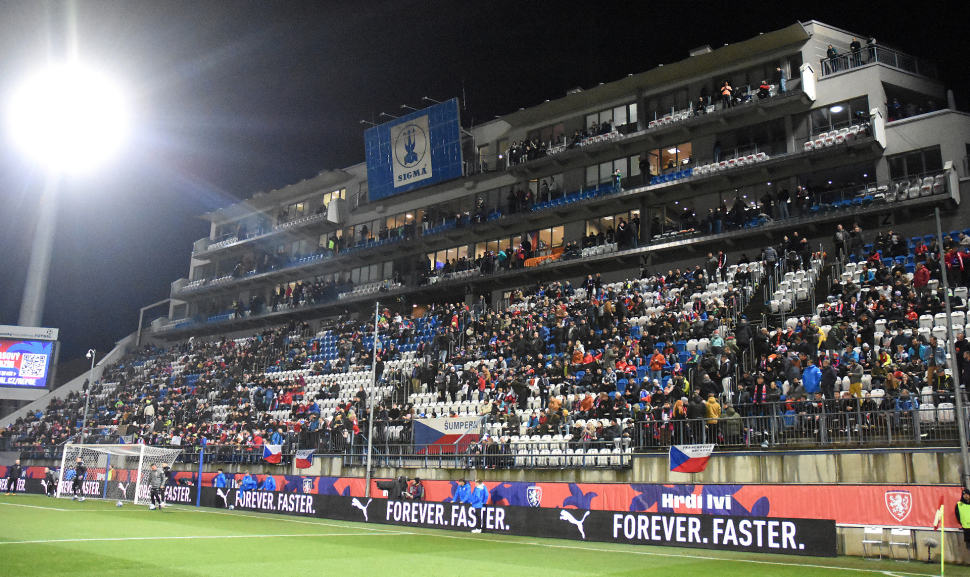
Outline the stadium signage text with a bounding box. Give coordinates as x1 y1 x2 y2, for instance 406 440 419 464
609 513 806 552
233 490 316 514
385 500 509 531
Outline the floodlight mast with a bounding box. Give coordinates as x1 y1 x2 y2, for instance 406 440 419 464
18 177 59 327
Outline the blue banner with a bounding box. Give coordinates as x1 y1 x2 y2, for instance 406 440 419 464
364 99 464 201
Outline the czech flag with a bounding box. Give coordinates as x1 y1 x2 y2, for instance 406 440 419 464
262 444 282 464
295 449 314 469
669 444 715 473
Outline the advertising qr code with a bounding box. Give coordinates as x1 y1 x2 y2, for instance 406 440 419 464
19 353 47 378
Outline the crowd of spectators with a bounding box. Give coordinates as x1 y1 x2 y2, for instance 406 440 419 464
6 222 968 461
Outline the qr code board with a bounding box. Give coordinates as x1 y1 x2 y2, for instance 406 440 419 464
19 354 47 378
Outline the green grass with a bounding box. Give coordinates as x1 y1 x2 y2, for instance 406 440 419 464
0 494 963 577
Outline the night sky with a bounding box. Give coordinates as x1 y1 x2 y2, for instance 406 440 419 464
0 1 967 365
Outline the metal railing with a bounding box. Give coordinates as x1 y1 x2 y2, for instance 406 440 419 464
821 46 937 79
341 436 632 470
635 401 967 449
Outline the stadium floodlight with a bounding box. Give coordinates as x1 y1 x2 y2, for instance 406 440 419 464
9 62 127 327
8 62 127 173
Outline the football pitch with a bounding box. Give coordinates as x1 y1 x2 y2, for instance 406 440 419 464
0 494 964 577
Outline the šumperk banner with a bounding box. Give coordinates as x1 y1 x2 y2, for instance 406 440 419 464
2 465 959 529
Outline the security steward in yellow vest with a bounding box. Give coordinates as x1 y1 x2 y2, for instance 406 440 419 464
955 488 970 547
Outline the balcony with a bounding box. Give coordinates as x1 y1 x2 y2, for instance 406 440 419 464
820 46 937 80
172 131 885 301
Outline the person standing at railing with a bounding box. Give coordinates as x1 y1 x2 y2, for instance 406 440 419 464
720 81 733 110
849 38 862 67
776 67 787 94
825 45 838 74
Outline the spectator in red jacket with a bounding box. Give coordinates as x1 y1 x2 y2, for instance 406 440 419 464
913 263 931 299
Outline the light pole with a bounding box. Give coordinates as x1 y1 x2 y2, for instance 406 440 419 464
8 62 127 327
81 349 96 443
364 301 379 498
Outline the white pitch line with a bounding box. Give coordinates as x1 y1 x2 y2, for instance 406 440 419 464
0 502 71 512
166 505 406 534
0 532 409 545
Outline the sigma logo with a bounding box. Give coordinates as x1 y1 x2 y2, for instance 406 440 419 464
885 491 912 522
527 486 542 507
302 478 313 494
391 116 432 187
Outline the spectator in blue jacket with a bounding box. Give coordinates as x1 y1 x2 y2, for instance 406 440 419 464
271 428 285 445
454 478 471 504
259 475 276 491
801 357 822 395
895 389 919 412
469 479 489 533
213 469 227 488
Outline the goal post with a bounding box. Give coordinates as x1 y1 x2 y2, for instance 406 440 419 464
57 444 182 505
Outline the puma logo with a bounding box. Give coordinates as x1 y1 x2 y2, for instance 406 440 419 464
216 488 229 508
352 498 373 521
559 509 590 540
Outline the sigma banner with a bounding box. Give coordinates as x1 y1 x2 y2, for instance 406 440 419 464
364 98 464 201
197 487 835 557
413 416 484 454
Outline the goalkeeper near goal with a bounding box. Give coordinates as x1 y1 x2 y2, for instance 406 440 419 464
146 463 166 510
71 457 87 501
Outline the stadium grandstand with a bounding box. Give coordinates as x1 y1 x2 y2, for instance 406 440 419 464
3 19 970 566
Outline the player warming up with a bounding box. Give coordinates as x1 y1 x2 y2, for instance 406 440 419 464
72 457 87 501
44 467 57 497
146 463 164 510
5 459 22 495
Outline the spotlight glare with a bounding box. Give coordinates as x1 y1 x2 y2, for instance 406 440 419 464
9 63 127 173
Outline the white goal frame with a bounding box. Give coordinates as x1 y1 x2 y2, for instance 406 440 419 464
56 444 183 505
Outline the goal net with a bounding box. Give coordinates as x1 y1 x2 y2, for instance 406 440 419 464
57 444 183 505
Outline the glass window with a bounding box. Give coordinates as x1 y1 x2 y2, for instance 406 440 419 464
923 147 943 173
613 158 626 177
629 102 638 124
614 106 627 127
599 161 613 183
586 165 598 187
539 228 552 250
629 154 641 177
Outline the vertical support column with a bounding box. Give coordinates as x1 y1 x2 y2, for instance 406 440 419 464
196 446 204 507
102 453 111 500
56 444 70 499
18 175 59 327
364 301 379 498
134 445 146 506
